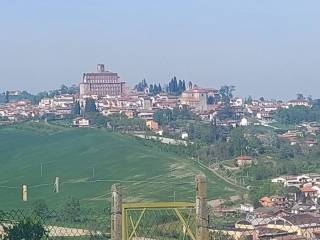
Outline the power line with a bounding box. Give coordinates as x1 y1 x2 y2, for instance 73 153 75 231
0 185 18 189
0 178 195 191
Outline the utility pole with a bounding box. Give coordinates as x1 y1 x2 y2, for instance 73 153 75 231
195 174 209 240
111 184 122 240
40 163 43 177
92 167 95 179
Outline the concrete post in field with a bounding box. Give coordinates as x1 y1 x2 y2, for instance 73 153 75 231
54 177 60 193
195 174 209 240
111 184 122 240
22 185 28 202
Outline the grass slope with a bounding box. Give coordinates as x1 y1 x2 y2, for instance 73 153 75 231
0 122 239 209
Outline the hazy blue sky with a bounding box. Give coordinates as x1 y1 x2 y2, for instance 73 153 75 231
0 0 319 99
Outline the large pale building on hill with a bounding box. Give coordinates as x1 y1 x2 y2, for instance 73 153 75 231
80 64 125 97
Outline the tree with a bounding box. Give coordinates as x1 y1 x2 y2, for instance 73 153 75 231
216 105 234 120
84 98 97 113
62 197 81 222
134 79 148 92
207 96 214 105
228 127 248 156
219 85 235 104
153 84 158 94
245 96 253 105
153 109 173 126
72 101 81 116
5 91 9 103
182 80 186 91
60 84 69 94
249 182 286 207
274 105 319 124
296 93 305 100
32 199 48 218
167 76 186 95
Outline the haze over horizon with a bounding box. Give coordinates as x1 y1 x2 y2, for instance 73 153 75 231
1 0 319 100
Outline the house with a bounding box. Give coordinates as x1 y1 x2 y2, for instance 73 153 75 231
236 155 253 167
259 197 273 207
146 120 159 131
73 117 90 127
124 109 135 118
271 175 313 188
240 117 249 126
240 204 254 213
291 202 319 214
288 99 311 107
230 97 244 107
259 196 287 208
304 139 317 147
299 186 318 204
137 110 154 120
181 132 189 140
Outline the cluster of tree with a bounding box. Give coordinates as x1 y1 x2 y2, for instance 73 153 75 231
188 122 222 144
249 182 287 207
216 85 236 120
219 85 235 104
1 217 47 240
274 103 320 124
166 77 186 95
84 98 97 113
61 196 81 222
85 112 147 132
232 125 320 183
134 79 162 95
149 83 162 95
134 79 148 92
196 127 265 163
105 113 147 131
134 77 186 96
135 135 201 159
153 106 197 126
0 196 83 240
1 85 79 105
37 85 79 101
72 101 81 115
296 93 313 102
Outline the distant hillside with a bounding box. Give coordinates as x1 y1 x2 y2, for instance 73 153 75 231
0 122 239 209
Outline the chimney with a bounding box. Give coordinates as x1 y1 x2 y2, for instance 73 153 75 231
97 64 105 73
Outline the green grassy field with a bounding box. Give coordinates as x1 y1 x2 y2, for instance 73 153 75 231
0 122 239 209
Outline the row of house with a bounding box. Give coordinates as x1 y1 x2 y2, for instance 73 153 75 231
0 100 36 122
213 212 320 240
272 174 320 188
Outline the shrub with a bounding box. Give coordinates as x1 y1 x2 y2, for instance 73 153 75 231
2 218 47 240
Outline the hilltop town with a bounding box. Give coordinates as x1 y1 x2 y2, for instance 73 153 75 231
0 64 315 127
2 64 320 239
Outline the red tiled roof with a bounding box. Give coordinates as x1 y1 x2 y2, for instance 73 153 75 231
236 155 252 161
300 187 317 193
